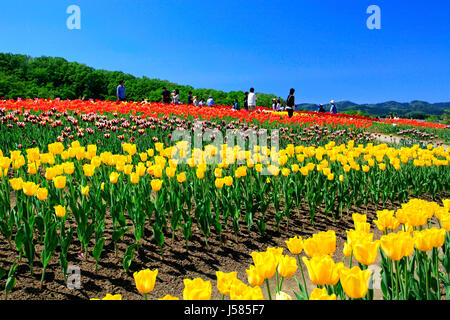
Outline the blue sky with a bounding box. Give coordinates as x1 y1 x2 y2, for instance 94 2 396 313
1 0 449 103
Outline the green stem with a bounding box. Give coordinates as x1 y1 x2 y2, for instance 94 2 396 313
424 252 430 300
390 259 395 300
275 269 280 294
404 258 408 300
265 278 272 300
349 250 353 268
434 248 440 299
297 255 309 298
395 260 400 300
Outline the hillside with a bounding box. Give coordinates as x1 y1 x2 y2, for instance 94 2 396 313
0 52 449 117
297 100 450 118
0 53 279 108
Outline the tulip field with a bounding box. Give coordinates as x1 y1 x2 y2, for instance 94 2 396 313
0 99 449 300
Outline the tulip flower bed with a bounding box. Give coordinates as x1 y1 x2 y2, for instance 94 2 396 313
0 98 449 300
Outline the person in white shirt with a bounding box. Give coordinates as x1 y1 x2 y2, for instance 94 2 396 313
276 99 282 111
247 88 257 111
193 96 199 107
207 96 215 107
172 89 180 104
271 98 277 110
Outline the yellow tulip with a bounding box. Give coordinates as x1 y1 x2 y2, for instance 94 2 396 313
130 172 139 184
133 269 158 295
302 255 344 286
278 254 298 278
63 162 75 175
352 213 367 224
343 242 352 257
242 285 264 300
36 188 48 201
229 279 250 300
216 271 237 296
81 185 89 196
22 181 39 196
251 251 278 280
430 228 446 248
183 278 212 300
353 240 380 266
246 265 265 287
54 205 66 218
196 168 205 179
339 266 372 299
285 236 303 255
177 172 186 183
139 152 148 162
110 172 120 184
214 168 222 178
223 176 233 186
373 209 399 232
53 175 66 189
165 167 176 178
309 287 337 300
9 177 23 191
354 221 371 233
380 231 414 261
83 164 96 177
151 179 163 191
303 230 336 258
413 229 434 252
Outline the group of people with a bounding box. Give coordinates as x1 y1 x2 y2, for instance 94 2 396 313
316 100 338 114
117 81 337 118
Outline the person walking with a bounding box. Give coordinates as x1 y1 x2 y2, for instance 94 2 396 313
187 91 193 105
286 88 295 118
248 88 257 111
330 100 337 114
243 92 249 111
161 87 171 104
116 81 126 101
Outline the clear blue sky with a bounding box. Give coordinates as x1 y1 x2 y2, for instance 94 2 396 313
1 0 449 104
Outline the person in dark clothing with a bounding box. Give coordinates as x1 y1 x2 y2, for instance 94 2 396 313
317 104 325 113
117 81 126 101
187 91 193 105
286 88 295 118
243 92 249 111
161 87 171 104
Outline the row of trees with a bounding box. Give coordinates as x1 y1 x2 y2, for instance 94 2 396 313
0 53 280 108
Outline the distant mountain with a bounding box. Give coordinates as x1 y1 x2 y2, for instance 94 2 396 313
297 100 450 118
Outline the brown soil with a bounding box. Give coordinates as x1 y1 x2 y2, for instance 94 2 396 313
0 192 448 300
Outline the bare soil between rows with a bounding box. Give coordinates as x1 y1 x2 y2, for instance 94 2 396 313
0 192 448 300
